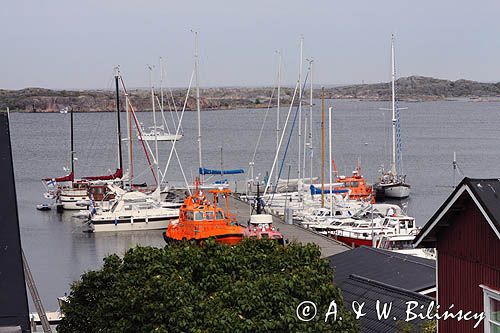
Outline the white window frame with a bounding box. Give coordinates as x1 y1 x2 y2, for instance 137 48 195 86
481 284 500 333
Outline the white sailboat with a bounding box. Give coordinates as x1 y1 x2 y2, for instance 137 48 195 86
87 70 180 232
139 126 183 142
139 61 183 142
377 34 410 199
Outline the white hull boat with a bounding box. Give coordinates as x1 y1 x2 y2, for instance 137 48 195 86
89 216 178 232
139 132 183 142
380 183 410 199
87 191 179 232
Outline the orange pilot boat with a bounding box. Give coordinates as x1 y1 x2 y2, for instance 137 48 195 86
163 184 245 246
333 161 375 203
336 170 374 203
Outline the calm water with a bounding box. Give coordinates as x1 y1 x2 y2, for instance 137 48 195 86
10 99 500 309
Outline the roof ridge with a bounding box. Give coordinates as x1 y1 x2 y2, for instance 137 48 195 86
362 246 435 269
348 274 433 301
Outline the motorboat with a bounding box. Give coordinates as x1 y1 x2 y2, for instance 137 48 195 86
244 214 284 244
377 234 436 259
36 203 51 211
87 191 179 232
164 186 244 245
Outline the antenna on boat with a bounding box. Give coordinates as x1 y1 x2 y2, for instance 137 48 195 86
114 66 123 174
192 29 203 183
220 146 224 183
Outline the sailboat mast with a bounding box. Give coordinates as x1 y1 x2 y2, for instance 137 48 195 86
391 33 397 175
150 66 160 188
321 88 325 208
193 30 203 182
275 51 281 185
309 59 314 183
160 57 164 115
125 91 133 188
298 36 303 188
70 106 74 182
328 106 333 213
115 69 123 172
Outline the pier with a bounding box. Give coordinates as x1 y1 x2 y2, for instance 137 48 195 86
228 195 350 257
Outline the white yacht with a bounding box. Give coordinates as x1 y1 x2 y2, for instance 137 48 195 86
139 126 183 142
87 191 179 232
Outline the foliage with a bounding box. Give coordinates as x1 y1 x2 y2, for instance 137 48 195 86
58 239 358 333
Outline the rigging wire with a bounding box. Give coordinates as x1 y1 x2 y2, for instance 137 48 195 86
249 86 277 166
267 71 310 206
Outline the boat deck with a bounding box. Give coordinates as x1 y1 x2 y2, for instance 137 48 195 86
228 195 350 257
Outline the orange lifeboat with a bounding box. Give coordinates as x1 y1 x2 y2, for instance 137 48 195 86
163 185 245 246
336 168 375 203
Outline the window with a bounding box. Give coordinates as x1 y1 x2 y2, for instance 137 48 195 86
205 211 214 220
215 211 224 220
482 285 500 333
194 212 203 221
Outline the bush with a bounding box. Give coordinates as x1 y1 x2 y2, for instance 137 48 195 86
58 239 358 332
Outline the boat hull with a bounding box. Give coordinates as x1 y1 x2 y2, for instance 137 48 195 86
89 217 178 232
335 235 374 248
164 233 244 246
383 184 410 198
139 134 183 142
61 198 89 210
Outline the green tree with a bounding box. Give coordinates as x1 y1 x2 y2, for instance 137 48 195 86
58 239 358 333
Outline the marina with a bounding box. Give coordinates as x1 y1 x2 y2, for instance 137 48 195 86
11 99 500 311
2 2 500 330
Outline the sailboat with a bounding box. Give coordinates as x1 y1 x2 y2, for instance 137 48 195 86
139 62 183 142
376 34 410 199
86 69 179 232
42 72 125 210
139 126 183 142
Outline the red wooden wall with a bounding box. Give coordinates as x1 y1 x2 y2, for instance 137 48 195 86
437 199 500 332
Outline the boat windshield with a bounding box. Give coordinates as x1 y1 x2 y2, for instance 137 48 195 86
215 211 224 220
110 200 119 213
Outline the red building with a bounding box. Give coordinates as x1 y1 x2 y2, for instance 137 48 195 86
415 178 500 333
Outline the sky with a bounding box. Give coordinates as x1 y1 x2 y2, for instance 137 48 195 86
1 0 499 90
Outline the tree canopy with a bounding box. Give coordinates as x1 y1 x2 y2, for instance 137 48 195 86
58 239 358 332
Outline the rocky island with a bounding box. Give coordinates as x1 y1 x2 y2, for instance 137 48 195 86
1 76 499 112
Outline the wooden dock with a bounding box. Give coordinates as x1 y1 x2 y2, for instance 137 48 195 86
228 195 350 257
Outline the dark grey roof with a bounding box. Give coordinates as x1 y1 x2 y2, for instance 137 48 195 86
341 275 434 333
414 177 500 248
328 246 436 293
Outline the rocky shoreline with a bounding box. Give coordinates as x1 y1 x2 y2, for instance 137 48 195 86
1 76 499 112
